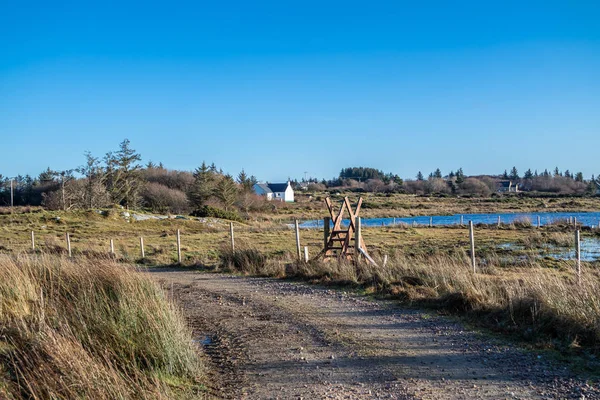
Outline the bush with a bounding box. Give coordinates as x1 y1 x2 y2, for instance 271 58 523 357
142 182 190 214
459 178 492 197
191 205 243 222
142 168 195 192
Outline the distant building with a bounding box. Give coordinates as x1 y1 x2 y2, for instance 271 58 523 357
498 181 520 193
253 182 294 202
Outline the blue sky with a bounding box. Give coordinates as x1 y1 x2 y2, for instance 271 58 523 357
1 1 599 182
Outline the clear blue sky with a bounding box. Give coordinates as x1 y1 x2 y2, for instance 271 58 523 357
1 1 599 182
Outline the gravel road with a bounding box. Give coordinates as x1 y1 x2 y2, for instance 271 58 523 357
150 269 598 399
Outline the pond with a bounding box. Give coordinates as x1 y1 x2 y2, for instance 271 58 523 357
300 211 600 229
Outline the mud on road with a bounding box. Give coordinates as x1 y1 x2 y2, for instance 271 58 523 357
150 269 598 399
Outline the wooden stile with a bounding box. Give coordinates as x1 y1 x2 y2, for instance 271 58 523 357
321 197 375 265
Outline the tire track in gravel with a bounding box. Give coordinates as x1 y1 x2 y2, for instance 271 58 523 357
150 269 599 400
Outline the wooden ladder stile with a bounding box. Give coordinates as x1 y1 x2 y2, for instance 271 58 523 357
321 196 375 265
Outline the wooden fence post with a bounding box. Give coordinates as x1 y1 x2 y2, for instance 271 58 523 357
469 221 476 273
229 222 235 252
176 229 182 263
383 254 388 267
66 233 71 258
497 215 501 227
460 215 464 226
537 215 541 228
355 217 361 260
31 231 35 251
294 219 301 261
140 237 145 259
323 217 330 251
575 230 581 284
304 246 309 263
429 217 433 227
110 239 115 256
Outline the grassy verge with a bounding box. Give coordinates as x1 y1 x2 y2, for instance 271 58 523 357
0 253 205 399
219 246 600 364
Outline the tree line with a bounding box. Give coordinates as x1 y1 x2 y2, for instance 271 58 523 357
0 139 265 216
315 165 599 196
2 146 599 214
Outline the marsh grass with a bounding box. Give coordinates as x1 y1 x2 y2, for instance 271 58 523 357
521 231 576 249
0 254 205 399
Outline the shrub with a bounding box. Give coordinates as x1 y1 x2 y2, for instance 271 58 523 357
142 168 195 192
191 205 243 222
459 178 492 197
142 182 190 214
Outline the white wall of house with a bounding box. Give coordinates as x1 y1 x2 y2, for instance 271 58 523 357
272 184 294 202
284 184 294 202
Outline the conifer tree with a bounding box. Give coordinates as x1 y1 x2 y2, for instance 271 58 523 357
215 174 238 211
189 161 217 208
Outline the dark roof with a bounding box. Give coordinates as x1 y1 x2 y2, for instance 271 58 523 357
267 182 290 192
254 183 272 194
499 181 512 187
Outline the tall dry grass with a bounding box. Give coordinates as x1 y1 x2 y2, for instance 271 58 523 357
220 247 600 352
0 254 204 399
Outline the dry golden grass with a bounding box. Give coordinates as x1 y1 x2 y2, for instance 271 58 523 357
0 254 205 399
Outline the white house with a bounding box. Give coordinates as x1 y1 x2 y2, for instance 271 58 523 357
253 182 294 202
498 181 520 193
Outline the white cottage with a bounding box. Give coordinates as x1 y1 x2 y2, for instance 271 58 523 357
253 182 294 202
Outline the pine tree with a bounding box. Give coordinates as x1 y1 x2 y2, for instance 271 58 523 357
237 169 256 192
215 174 238 211
509 166 519 180
38 167 57 183
523 169 533 179
502 170 509 180
554 167 561 177
575 172 584 182
416 171 424 181
433 168 442 179
455 168 465 184
189 162 217 208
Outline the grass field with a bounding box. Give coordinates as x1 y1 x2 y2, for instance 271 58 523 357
1 201 599 365
0 205 598 265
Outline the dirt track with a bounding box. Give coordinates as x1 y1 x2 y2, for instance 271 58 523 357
150 269 598 399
